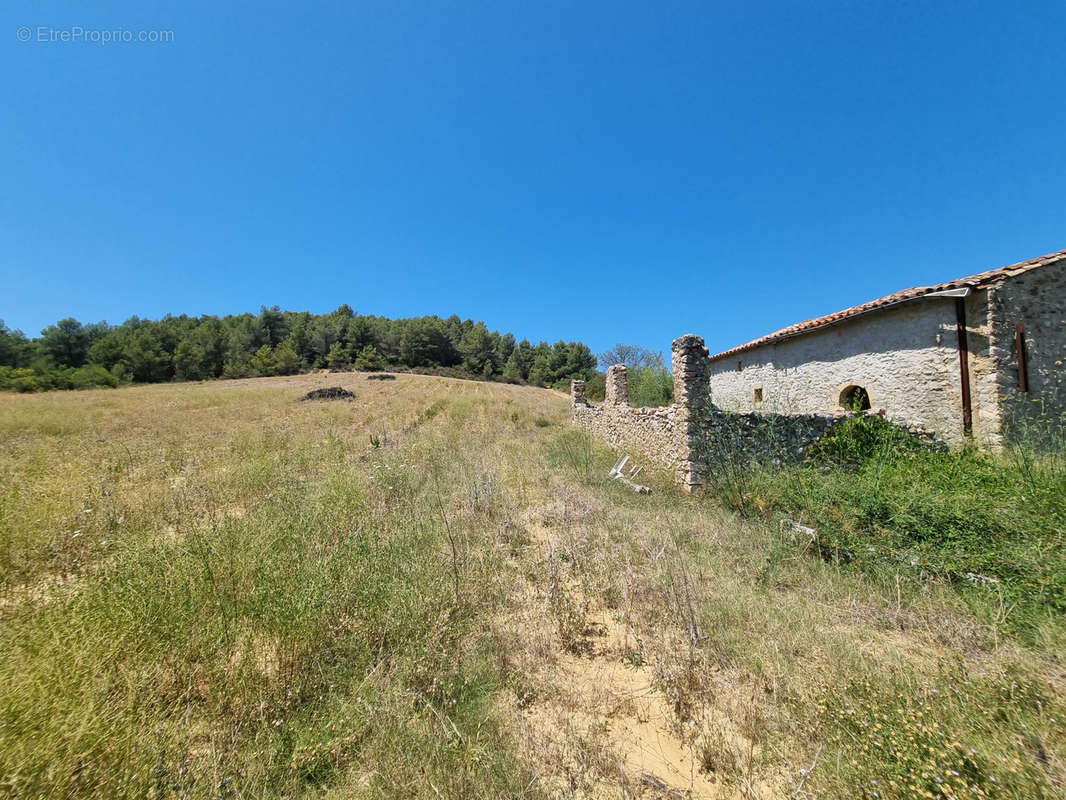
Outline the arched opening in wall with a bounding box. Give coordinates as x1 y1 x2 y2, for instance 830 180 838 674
839 384 871 412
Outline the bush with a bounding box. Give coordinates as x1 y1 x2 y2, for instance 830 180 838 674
249 345 279 376
326 342 352 370
273 343 302 375
626 365 673 407
704 414 1066 635
354 345 384 371
70 364 119 389
807 413 928 468
0 366 88 392
0 367 42 392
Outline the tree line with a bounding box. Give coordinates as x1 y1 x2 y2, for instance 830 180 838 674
0 306 599 392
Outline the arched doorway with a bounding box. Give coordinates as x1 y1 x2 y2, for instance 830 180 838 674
839 384 871 412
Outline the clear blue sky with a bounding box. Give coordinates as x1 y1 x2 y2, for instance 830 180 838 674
2 1 1064 358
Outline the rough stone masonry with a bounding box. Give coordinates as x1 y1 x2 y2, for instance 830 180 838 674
571 250 1065 488
572 334 843 491
704 250 1066 448
571 335 713 492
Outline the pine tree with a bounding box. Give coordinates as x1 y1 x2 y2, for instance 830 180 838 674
326 341 351 369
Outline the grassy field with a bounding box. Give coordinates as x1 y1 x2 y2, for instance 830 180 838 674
1 374 1063 799
699 413 1066 640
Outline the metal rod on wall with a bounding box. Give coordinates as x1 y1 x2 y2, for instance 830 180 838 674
955 298 973 438
1015 323 1029 393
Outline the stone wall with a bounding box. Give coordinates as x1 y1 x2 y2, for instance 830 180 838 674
604 364 628 405
671 335 711 487
705 297 974 445
704 260 1065 450
572 334 856 490
962 290 1000 448
694 410 842 469
570 335 705 490
571 256 1065 489
571 394 690 476
987 258 1066 444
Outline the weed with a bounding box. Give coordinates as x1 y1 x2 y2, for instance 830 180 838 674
420 398 448 424
0 375 541 799
700 411 1066 636
546 540 590 653
545 428 602 481
2 373 1063 800
806 412 930 468
811 662 1062 799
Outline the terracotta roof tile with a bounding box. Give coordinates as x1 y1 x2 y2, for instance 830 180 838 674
706 248 1066 363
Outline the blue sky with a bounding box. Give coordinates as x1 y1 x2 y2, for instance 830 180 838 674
2 1 1064 358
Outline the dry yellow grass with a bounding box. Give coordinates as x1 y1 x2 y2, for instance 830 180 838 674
0 373 1062 799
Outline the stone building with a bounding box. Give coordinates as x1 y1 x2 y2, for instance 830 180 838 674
571 249 1065 491
707 249 1066 447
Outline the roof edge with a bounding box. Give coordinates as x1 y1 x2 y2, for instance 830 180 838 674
706 248 1066 363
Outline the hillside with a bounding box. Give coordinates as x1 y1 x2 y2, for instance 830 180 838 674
0 373 1062 799
0 309 598 392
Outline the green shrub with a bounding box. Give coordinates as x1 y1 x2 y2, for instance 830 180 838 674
70 364 120 389
249 344 279 376
0 367 44 392
807 413 928 468
584 372 605 401
626 364 673 407
273 342 301 375
707 420 1066 635
354 344 383 371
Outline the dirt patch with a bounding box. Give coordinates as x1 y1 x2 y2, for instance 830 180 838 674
300 387 356 401
552 606 730 798
493 504 780 799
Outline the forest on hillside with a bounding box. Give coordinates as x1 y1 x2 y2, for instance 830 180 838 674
0 306 599 392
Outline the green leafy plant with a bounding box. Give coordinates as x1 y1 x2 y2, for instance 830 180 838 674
807 413 928 468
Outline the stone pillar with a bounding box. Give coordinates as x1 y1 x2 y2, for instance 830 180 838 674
671 334 710 492
570 379 587 407
605 364 629 406
672 334 711 416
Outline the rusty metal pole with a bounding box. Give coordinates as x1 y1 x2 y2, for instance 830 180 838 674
955 298 973 438
1015 323 1029 393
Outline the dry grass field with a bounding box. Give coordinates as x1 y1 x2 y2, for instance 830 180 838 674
1 373 1063 799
